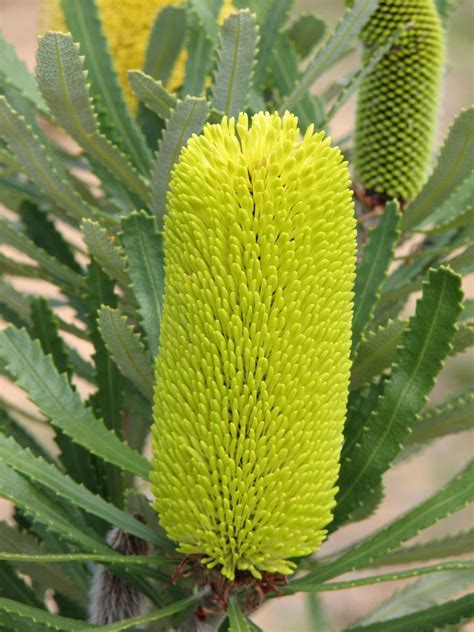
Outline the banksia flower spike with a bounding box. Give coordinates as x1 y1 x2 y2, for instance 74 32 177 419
43 0 235 107
354 0 445 202
152 112 356 581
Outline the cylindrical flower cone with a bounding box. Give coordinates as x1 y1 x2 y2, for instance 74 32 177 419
152 112 356 581
354 0 444 203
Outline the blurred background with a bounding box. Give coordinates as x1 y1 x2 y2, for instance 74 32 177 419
0 0 473 629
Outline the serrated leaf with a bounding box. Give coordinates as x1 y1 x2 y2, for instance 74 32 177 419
358 570 474 625
0 97 95 222
287 13 326 59
0 597 91 630
81 219 130 290
85 261 124 506
293 461 474 586
270 33 327 130
60 0 152 175
435 0 462 25
143 6 187 86
352 201 400 352
407 388 474 447
336 268 463 525
36 33 149 204
30 297 70 377
0 522 83 603
183 10 215 96
418 174 474 232
0 30 47 113
228 599 262 631
190 0 224 43
347 594 474 632
367 530 474 568
0 278 32 323
326 26 405 121
121 211 164 358
278 0 378 113
292 561 474 593
129 71 177 120
0 327 150 479
0 562 44 607
0 217 83 291
151 96 210 225
252 0 292 88
0 461 104 553
0 434 165 548
98 307 154 400
0 406 52 463
402 108 474 233
211 11 259 118
0 594 197 632
19 201 82 274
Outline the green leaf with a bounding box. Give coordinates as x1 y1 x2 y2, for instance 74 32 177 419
402 108 474 232
347 594 474 632
326 26 405 121
336 268 463 525
0 593 199 631
151 96 210 225
0 406 53 463
30 297 70 377
367 530 474 568
0 278 32 324
0 30 47 113
211 11 259 118
451 321 474 355
0 562 44 607
0 217 83 291
0 597 92 630
190 0 224 43
287 13 326 59
143 6 187 85
278 0 378 113
129 71 177 120
0 434 165 547
291 561 474 593
270 33 327 130
182 10 215 96
60 0 152 175
0 461 104 553
121 211 165 358
0 97 95 222
0 522 84 603
98 307 154 400
292 461 474 585
19 201 81 274
228 599 262 631
81 219 131 291
0 327 150 479
418 174 474 232
435 0 462 25
36 33 149 204
407 388 474 447
357 569 474 625
252 0 292 88
352 201 400 352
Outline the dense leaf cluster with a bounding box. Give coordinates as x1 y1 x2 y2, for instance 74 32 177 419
0 0 472 629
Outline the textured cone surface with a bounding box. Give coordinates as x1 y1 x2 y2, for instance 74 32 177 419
152 112 356 580
354 0 444 201
42 0 234 106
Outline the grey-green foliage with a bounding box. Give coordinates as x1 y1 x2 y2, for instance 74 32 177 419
0 1 472 630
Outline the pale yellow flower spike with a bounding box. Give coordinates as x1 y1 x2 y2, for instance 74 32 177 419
152 112 356 580
42 0 235 108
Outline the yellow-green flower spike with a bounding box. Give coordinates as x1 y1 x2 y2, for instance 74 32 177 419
151 112 356 580
354 0 445 202
42 0 235 107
